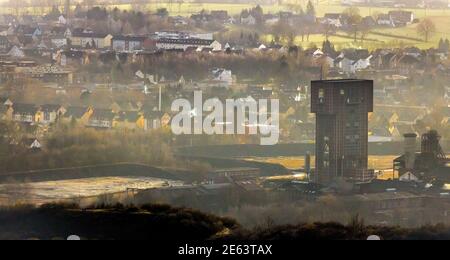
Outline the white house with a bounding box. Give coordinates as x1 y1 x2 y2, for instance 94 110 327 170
7 46 25 58
338 55 372 74
322 14 343 28
156 38 221 51
212 68 233 86
64 28 72 38
377 14 395 27
389 11 415 26
112 36 146 52
58 15 67 25
51 36 68 48
399 172 420 182
241 14 256 25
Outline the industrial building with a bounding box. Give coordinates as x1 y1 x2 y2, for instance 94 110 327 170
394 130 449 182
311 79 374 184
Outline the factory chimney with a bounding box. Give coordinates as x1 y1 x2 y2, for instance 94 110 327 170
404 133 417 170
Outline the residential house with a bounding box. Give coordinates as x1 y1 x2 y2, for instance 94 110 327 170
50 36 68 48
35 104 66 125
110 101 141 113
156 38 222 51
71 30 113 49
337 49 372 74
404 47 422 59
191 12 213 23
58 15 67 25
16 25 42 38
322 13 344 28
377 14 395 27
264 14 280 25
399 172 420 182
50 26 68 37
62 106 93 125
212 68 234 86
240 13 256 25
388 11 415 26
7 46 25 58
0 97 13 107
112 36 147 52
10 103 39 124
144 111 171 130
87 109 116 129
22 65 73 84
21 138 42 151
114 111 145 130
170 16 189 26
57 50 87 67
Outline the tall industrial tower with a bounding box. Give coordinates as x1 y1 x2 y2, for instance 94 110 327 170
311 79 374 184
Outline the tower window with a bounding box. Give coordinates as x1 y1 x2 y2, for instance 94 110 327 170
319 89 325 98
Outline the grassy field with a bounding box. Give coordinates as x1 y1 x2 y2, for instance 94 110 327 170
3 0 450 17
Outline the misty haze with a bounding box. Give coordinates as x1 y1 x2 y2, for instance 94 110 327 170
0 0 449 242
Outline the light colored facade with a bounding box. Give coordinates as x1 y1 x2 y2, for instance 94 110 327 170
71 33 113 49
156 38 221 51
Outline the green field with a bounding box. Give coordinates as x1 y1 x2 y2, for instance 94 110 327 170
262 14 450 50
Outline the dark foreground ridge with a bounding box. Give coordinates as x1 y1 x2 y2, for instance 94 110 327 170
1 204 450 240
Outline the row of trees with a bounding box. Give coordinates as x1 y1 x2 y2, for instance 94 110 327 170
0 121 213 176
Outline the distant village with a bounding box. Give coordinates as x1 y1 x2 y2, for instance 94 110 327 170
0 3 449 151
0 1 449 229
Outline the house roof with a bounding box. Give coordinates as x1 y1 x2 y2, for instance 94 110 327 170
377 14 391 21
91 109 116 120
157 38 215 46
12 103 38 114
40 104 62 113
388 11 413 21
324 13 341 19
21 137 40 147
342 48 371 60
72 32 110 38
143 110 165 118
0 97 10 104
50 26 68 35
112 35 147 42
64 106 89 118
117 111 141 122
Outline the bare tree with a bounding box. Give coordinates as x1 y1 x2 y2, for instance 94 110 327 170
344 7 362 42
417 18 436 42
322 23 335 41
